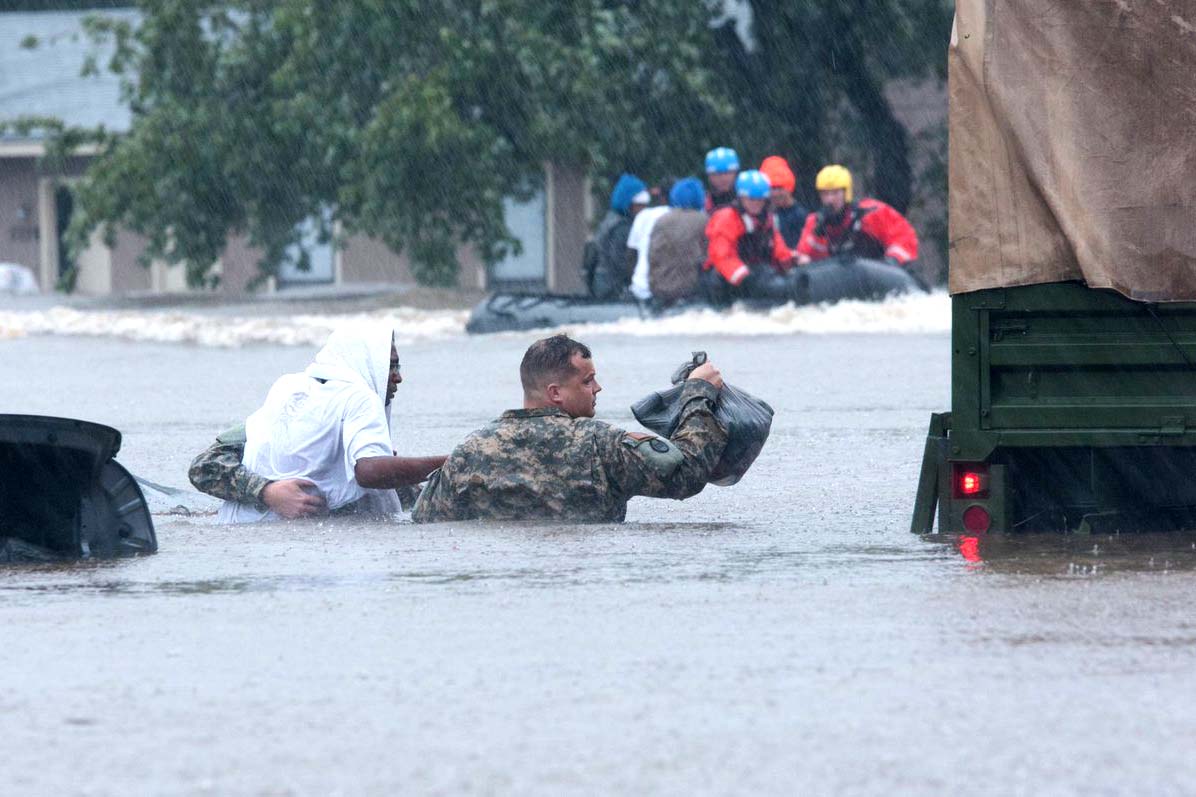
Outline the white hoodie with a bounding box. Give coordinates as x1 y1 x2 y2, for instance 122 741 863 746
218 323 402 523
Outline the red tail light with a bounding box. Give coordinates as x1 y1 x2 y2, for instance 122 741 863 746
953 464 990 498
962 505 992 533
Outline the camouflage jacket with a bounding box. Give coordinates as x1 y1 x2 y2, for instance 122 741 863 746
411 379 727 523
187 426 271 510
187 425 419 512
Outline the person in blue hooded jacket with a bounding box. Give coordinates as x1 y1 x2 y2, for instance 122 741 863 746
587 173 649 300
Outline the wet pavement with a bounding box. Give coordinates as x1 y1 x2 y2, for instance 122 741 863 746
3 329 1196 795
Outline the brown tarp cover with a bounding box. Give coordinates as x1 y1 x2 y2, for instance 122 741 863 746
949 0 1196 300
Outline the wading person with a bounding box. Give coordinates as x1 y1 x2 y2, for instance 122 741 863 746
411 334 728 523
189 324 445 522
796 164 919 267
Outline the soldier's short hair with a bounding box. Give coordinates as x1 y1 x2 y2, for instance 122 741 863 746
521 334 592 393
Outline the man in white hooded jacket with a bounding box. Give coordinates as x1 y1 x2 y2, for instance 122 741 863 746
190 324 445 522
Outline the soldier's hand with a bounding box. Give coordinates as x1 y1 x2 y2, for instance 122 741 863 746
262 478 328 519
689 361 724 390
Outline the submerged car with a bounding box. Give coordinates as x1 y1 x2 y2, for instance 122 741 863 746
0 415 156 562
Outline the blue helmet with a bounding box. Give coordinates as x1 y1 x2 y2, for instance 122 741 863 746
704 146 740 174
735 169 771 200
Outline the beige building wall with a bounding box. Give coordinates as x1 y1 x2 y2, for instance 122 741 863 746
0 159 40 276
150 258 189 292
108 228 153 293
545 162 589 296
215 234 268 294
72 228 112 295
71 227 156 296
339 234 486 290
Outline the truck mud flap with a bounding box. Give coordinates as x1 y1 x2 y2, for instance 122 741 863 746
910 412 951 534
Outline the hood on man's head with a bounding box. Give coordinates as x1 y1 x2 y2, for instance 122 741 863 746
306 323 396 405
668 177 706 210
609 173 647 215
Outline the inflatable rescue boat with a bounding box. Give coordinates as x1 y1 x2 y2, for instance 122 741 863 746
466 256 925 334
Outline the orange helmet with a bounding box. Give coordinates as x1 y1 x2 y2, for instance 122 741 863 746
759 156 796 193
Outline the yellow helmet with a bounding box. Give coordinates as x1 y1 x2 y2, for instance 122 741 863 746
815 164 853 203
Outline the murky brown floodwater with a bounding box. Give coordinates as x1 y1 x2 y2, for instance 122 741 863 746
3 330 1196 795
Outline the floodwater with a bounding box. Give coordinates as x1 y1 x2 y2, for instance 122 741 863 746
3 302 1196 795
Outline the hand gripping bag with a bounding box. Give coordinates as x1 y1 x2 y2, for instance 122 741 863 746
630 352 773 486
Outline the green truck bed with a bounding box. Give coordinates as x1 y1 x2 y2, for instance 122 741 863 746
912 282 1196 534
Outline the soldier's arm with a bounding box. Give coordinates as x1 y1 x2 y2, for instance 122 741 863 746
410 464 456 523
603 379 728 501
187 426 272 509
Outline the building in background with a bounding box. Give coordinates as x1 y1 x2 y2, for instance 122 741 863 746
0 9 590 296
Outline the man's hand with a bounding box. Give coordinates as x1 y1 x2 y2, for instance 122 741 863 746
689 361 724 390
796 253 812 265
261 479 328 519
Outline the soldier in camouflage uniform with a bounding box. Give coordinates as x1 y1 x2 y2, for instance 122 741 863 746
188 425 329 517
412 334 728 523
189 427 423 516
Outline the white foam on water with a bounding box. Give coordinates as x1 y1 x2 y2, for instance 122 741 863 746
0 306 469 347
529 289 951 339
0 290 949 347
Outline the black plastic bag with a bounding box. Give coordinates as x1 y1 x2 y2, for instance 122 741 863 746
630 352 773 486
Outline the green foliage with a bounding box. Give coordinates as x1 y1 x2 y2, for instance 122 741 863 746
716 0 953 213
20 0 950 288
910 122 949 284
4 0 130 8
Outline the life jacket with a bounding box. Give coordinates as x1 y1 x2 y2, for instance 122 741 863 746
705 189 737 213
704 201 795 286
736 204 779 266
798 198 918 264
814 203 885 260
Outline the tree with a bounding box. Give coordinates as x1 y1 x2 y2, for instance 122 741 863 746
14 0 951 288
53 0 730 287
713 0 952 214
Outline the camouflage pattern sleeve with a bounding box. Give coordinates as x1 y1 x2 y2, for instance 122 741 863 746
187 426 272 509
602 379 728 500
410 466 453 523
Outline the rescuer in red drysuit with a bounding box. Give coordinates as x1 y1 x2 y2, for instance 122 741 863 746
795 164 918 267
702 169 798 304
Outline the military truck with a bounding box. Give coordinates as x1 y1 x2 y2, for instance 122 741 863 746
912 2 1196 534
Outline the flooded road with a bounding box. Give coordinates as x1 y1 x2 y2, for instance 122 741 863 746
3 318 1196 795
